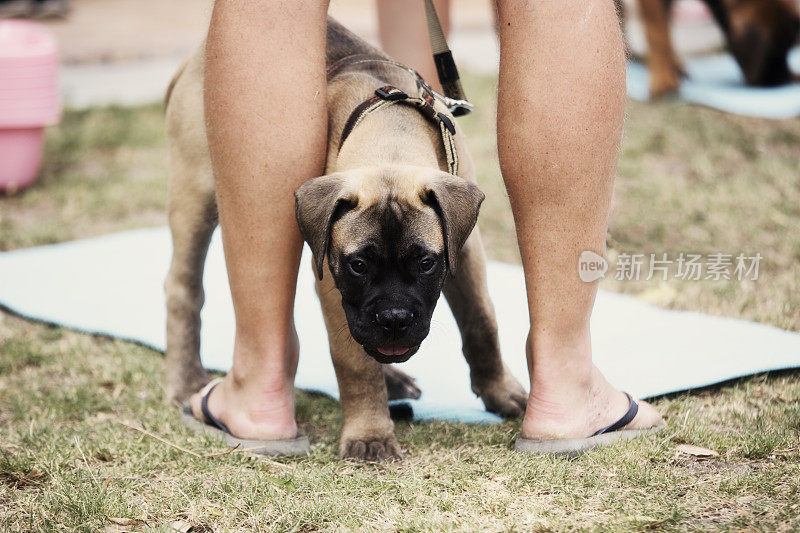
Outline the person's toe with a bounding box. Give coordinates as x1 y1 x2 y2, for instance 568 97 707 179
189 378 221 422
627 399 663 430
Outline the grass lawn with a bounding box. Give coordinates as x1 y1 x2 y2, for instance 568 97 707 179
1 73 799 531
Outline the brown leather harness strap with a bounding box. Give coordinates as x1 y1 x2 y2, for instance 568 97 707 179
327 55 460 176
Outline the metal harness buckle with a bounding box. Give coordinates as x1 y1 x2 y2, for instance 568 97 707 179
436 93 474 117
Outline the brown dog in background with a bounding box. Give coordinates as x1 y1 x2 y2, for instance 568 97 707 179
630 0 799 97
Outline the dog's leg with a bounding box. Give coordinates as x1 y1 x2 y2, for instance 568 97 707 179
638 0 684 98
163 152 217 404
383 366 421 401
315 269 403 461
443 230 527 418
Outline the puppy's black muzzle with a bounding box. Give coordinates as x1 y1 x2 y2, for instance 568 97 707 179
375 308 413 338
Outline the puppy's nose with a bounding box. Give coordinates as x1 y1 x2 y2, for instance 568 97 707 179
375 308 413 337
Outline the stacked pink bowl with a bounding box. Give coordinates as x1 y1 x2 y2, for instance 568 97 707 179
0 20 60 193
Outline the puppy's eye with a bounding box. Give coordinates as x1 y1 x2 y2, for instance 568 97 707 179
349 259 367 275
419 257 436 274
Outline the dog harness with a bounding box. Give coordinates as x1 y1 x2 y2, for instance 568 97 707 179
326 54 460 176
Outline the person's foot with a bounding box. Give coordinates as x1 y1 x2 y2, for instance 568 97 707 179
521 333 663 441
188 335 299 441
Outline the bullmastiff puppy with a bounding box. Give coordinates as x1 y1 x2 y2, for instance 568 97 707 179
164 17 526 461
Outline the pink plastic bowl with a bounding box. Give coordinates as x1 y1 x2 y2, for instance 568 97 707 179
0 20 60 193
0 128 45 192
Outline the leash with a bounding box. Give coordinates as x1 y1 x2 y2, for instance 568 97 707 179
423 0 472 116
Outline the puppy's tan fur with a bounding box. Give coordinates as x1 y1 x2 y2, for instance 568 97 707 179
164 18 525 461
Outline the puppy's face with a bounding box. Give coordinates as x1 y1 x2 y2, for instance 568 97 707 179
726 0 799 86
295 167 484 364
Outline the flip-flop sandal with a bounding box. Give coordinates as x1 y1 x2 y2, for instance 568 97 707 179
180 378 310 456
514 392 666 457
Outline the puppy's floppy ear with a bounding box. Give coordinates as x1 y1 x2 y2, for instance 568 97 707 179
421 173 485 275
294 173 357 280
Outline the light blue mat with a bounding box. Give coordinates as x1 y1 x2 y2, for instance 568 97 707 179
626 47 800 119
1 227 799 423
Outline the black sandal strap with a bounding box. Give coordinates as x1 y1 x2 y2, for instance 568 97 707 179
593 392 638 436
200 381 231 435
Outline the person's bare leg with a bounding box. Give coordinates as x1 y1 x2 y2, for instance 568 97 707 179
496 0 662 439
376 0 449 92
189 0 329 440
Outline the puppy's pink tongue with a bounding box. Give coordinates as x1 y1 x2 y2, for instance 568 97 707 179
377 347 410 356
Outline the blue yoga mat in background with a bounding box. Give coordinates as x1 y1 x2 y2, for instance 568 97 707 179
0 228 798 423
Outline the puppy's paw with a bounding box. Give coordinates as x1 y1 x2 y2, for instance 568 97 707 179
473 367 527 419
383 366 422 401
164 367 210 404
340 435 403 462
